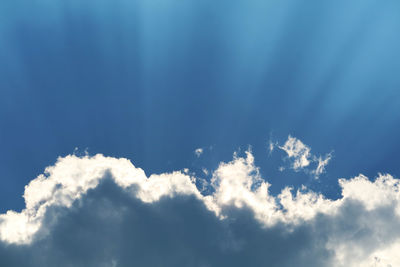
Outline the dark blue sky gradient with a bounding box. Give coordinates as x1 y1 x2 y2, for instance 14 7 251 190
1 0 400 212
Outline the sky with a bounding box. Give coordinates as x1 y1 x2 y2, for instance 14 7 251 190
1 0 400 266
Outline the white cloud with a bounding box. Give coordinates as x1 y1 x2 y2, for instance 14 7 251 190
279 136 312 170
194 148 204 157
278 135 332 178
0 151 399 266
312 153 332 177
268 140 277 155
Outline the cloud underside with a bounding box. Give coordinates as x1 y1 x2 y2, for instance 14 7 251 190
1 152 400 266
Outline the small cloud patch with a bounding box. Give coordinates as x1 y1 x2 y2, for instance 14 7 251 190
194 148 204 157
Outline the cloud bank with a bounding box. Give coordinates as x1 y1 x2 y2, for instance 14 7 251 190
0 144 399 266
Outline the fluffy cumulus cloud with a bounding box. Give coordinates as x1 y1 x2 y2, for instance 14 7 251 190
0 148 400 266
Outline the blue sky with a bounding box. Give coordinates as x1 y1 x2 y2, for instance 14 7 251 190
1 1 400 266
1 0 399 211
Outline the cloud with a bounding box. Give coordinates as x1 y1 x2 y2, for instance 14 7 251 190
195 148 204 157
277 135 332 178
312 153 332 177
279 136 312 169
268 140 277 155
0 151 399 266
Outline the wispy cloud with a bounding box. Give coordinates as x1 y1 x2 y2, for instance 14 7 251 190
279 136 312 170
271 135 332 178
194 148 204 157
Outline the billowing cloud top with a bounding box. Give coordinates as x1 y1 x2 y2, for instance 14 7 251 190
0 145 400 266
